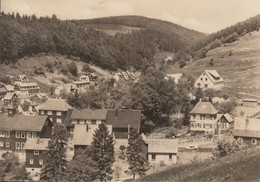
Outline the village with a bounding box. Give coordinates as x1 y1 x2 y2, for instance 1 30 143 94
0 68 260 181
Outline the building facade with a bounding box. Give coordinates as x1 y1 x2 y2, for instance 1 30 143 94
194 70 224 89
38 99 73 124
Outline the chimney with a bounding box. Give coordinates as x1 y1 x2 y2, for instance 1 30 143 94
245 116 249 130
115 109 118 117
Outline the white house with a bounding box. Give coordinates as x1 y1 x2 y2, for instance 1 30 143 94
142 134 178 166
189 101 219 134
194 70 224 89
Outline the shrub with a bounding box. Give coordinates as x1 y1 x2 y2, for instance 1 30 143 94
216 138 247 157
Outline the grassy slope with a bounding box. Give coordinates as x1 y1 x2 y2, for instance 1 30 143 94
169 31 260 97
0 54 113 92
139 146 260 182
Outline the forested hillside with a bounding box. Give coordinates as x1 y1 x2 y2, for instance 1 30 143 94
176 14 260 63
0 12 204 71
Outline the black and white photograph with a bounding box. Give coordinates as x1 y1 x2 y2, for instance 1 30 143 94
0 0 260 181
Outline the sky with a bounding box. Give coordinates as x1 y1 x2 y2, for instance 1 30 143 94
2 0 260 33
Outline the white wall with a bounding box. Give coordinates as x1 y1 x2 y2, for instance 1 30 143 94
148 153 177 165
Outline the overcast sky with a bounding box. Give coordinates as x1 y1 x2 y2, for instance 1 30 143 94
2 0 260 33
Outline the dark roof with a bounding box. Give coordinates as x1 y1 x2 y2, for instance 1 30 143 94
0 115 50 131
65 109 107 126
190 102 218 114
64 109 73 126
106 109 141 128
37 99 73 111
233 129 260 138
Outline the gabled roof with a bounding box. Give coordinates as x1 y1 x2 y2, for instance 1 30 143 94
37 99 73 111
70 109 107 121
0 87 7 93
233 129 260 138
18 75 28 80
3 92 17 100
147 139 178 153
190 102 218 114
164 73 183 84
204 70 224 83
4 85 15 91
106 109 141 128
0 115 50 131
73 124 112 146
217 113 234 123
24 138 50 150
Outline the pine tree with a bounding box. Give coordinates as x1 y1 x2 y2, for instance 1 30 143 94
90 123 115 181
126 128 149 180
40 125 67 181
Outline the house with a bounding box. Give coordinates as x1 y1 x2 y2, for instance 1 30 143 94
3 92 18 106
142 134 178 166
106 109 141 139
65 109 108 136
73 80 90 89
72 124 112 153
15 82 40 93
0 86 8 99
37 99 73 124
88 73 98 82
194 70 224 89
17 75 29 82
189 101 218 134
24 138 50 179
216 113 234 134
79 75 90 82
0 108 53 160
233 117 260 145
242 99 258 107
164 73 183 84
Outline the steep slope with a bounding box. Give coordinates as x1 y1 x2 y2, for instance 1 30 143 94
169 30 260 97
139 146 260 182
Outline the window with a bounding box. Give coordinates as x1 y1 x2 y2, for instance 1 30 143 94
91 120 96 124
205 78 208 81
70 128 74 134
27 132 31 138
34 150 39 155
0 141 3 147
16 142 20 149
220 123 227 129
6 142 10 148
47 111 52 115
169 154 172 160
56 118 62 124
56 112 62 116
193 114 196 119
79 120 85 124
21 131 25 138
32 132 36 138
197 83 200 86
204 124 212 129
152 154 156 160
6 131 10 138
39 159 43 165
16 131 20 138
201 78 203 81
21 142 25 149
30 159 34 165
0 130 5 137
195 123 202 128
252 138 257 145
190 123 194 128
205 84 208 88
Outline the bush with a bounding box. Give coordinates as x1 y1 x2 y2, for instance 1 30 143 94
216 138 247 157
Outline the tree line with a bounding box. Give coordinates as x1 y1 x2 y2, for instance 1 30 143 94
1 12 189 71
